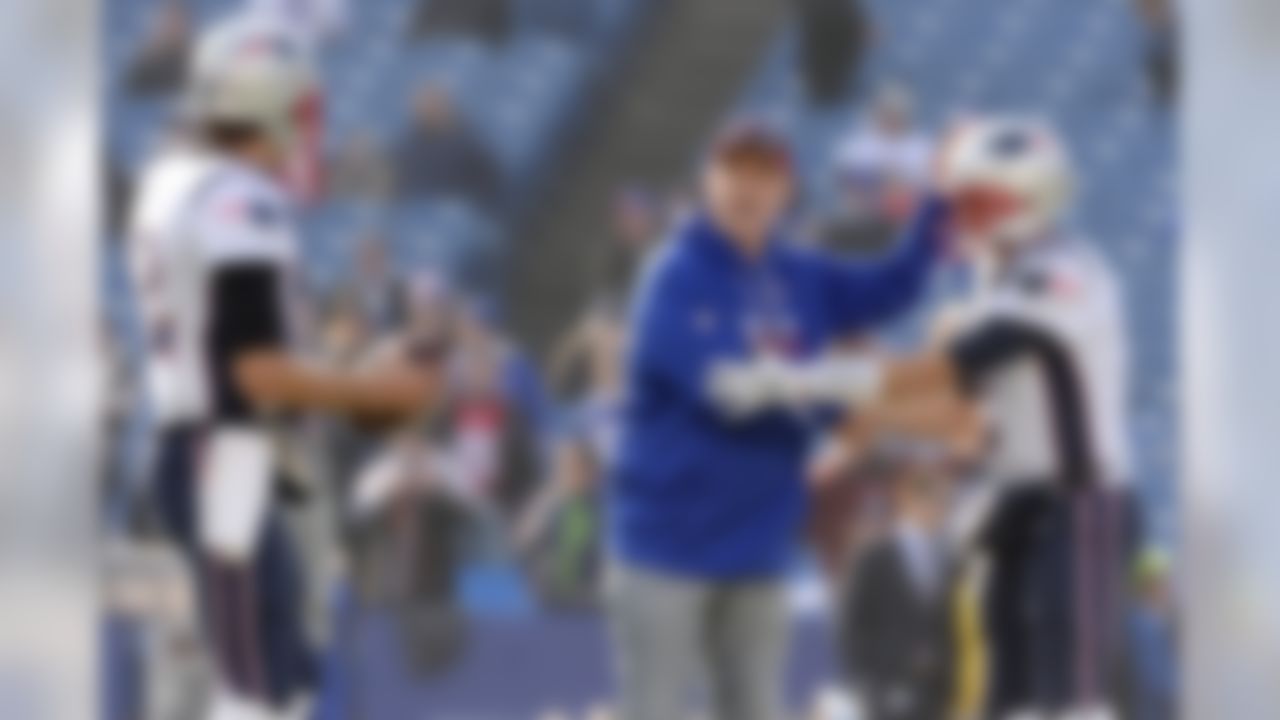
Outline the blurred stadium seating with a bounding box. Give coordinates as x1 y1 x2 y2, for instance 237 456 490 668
105 0 652 290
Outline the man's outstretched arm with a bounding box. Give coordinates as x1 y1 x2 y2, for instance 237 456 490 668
818 196 950 332
827 314 1054 457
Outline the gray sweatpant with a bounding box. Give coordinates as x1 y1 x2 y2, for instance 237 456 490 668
606 562 789 720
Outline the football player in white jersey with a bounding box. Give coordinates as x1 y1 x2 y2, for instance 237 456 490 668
823 117 1138 720
127 14 438 720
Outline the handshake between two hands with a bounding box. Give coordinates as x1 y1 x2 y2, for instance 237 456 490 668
706 352 887 420
708 350 985 487
707 352 891 488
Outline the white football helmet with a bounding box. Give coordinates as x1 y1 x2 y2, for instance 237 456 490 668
938 116 1074 248
185 14 320 152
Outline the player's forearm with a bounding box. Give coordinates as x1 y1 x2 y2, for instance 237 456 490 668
845 384 986 468
884 194 949 281
880 353 960 403
828 195 948 324
281 367 403 415
235 351 436 418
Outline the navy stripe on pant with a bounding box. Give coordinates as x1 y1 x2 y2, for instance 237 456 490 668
981 483 1136 716
152 425 317 707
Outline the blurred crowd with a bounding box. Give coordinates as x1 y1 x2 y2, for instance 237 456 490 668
107 0 620 241
106 0 1181 239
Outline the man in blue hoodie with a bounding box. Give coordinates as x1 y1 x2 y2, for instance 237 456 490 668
607 119 948 720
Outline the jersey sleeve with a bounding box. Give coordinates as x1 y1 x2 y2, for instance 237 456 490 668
206 261 288 420
195 174 296 419
947 294 1081 395
194 173 297 268
948 317 1045 392
948 251 1102 392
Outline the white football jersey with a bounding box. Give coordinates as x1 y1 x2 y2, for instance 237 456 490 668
949 237 1133 487
127 146 299 426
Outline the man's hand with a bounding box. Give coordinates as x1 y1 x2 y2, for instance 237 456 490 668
808 427 872 490
932 118 971 193
355 360 439 426
349 337 443 428
832 366 986 466
234 339 441 427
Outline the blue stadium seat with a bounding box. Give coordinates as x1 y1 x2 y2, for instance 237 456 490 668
389 199 503 290
107 0 637 315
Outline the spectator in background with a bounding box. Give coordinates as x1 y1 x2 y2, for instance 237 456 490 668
813 172 901 257
329 130 394 201
318 269 458 495
517 435 604 610
442 300 545 519
320 291 374 368
795 0 872 107
317 291 381 483
347 231 402 331
833 83 932 209
601 186 662 292
395 83 501 208
125 1 191 96
806 444 896 587
537 301 624 610
318 272 452 497
410 0 511 44
403 268 459 351
842 467 956 720
549 298 628 464
248 0 348 47
1134 0 1178 106
821 84 933 253
347 432 469 675
1130 547 1178 720
463 299 556 449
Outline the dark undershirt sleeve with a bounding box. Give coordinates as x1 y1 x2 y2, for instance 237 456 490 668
210 262 286 353
947 314 1097 484
947 318 1043 394
209 262 286 419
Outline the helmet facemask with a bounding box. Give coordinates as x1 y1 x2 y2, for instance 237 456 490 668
939 117 1074 257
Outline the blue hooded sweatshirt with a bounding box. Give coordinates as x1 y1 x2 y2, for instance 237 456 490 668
609 198 948 578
